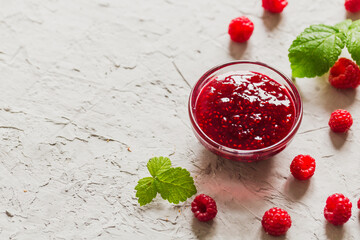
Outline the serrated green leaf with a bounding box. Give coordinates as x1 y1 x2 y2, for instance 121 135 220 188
155 167 197 204
335 19 352 33
147 156 172 177
346 20 360 66
288 24 346 78
135 177 157 206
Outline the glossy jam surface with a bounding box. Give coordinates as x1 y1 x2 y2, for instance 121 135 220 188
194 71 295 150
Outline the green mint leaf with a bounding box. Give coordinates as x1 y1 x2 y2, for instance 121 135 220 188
135 177 157 206
155 167 197 204
147 156 172 177
346 20 360 66
135 157 197 206
288 24 346 78
335 19 352 33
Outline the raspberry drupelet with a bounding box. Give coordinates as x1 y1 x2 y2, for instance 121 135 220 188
228 16 254 43
329 58 360 89
191 194 217 222
345 0 360 12
290 155 316 180
262 0 288 13
328 109 353 133
324 193 352 225
262 207 292 236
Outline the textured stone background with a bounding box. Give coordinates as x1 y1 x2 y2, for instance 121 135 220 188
1 0 360 239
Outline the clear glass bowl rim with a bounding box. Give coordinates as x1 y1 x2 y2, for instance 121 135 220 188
188 60 303 156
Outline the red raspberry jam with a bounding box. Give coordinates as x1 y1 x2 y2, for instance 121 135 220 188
194 71 295 150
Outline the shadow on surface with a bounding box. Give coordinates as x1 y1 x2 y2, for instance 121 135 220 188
329 131 348 149
191 217 215 240
283 176 310 200
313 76 357 113
228 40 248 60
194 148 276 202
346 11 360 21
260 229 286 240
325 222 344 240
262 10 282 30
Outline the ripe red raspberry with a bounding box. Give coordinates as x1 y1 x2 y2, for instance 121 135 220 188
191 194 217 222
324 193 352 225
290 155 316 180
262 207 291 236
345 0 360 13
228 16 254 43
329 58 360 89
262 0 288 13
328 109 353 133
358 198 360 209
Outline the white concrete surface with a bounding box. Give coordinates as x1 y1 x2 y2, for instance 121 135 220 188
0 0 360 239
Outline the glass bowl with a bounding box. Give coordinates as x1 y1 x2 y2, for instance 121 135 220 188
188 61 303 162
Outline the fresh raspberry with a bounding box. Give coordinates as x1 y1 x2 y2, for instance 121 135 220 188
262 207 291 236
191 194 217 222
345 0 360 13
228 16 254 43
324 193 352 225
328 109 353 133
358 198 360 209
262 0 288 13
329 58 360 89
290 155 316 180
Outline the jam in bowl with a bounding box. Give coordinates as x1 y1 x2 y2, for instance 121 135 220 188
188 61 303 162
